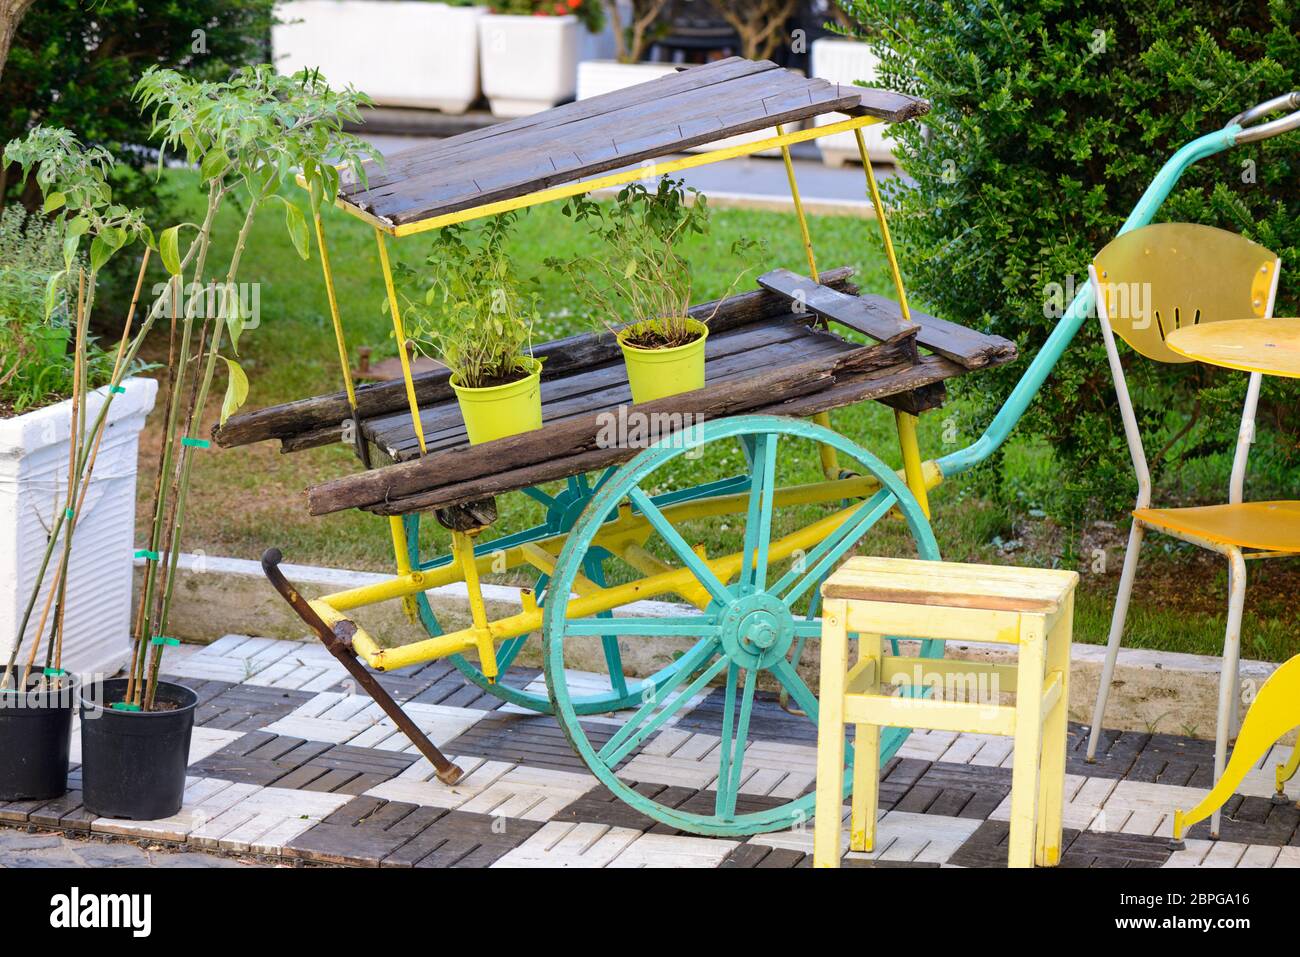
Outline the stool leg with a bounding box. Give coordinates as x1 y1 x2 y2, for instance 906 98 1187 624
1036 595 1073 866
1009 615 1046 868
814 598 851 867
850 632 883 852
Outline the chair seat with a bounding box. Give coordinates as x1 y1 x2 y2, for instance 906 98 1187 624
822 556 1079 614
1134 501 1300 551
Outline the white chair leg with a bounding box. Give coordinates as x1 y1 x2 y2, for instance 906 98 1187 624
1088 521 1145 762
1211 548 1247 840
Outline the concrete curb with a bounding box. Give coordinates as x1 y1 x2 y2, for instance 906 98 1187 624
145 553 1279 740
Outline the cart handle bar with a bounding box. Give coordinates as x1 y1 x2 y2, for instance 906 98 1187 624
1231 92 1300 143
935 97 1298 479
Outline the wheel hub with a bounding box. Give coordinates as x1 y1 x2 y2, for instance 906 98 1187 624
717 592 795 669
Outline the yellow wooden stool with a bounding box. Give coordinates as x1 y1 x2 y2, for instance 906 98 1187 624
812 557 1078 868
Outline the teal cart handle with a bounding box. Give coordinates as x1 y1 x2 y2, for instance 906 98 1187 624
936 124 1242 478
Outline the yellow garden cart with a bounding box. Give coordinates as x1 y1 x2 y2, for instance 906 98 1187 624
222 68 1300 837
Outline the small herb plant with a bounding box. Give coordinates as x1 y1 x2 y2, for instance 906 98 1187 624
547 176 760 348
391 211 542 389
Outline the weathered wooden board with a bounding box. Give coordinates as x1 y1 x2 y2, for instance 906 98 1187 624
212 268 858 452
310 332 918 517
352 351 969 517
758 269 1017 370
340 58 928 227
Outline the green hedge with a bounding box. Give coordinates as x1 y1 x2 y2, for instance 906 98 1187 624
839 0 1300 518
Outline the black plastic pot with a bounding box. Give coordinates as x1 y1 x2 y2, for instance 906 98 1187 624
0 676 77 801
79 678 197 820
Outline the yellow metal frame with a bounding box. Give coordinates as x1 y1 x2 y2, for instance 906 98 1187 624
306 110 945 675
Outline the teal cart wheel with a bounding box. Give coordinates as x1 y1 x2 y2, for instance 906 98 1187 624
403 469 752 715
543 414 941 836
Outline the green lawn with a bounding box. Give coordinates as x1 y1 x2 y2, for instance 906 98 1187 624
133 172 1300 663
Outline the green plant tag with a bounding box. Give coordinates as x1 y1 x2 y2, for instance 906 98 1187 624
110 702 141 712
42 667 66 677
134 549 160 561
110 384 126 394
64 508 74 519
180 436 210 449
150 636 180 647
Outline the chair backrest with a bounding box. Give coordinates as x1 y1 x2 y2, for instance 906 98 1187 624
1092 223 1280 363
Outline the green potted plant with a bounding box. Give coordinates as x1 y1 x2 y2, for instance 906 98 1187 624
391 211 544 445
1 67 374 821
548 176 758 403
1 129 155 803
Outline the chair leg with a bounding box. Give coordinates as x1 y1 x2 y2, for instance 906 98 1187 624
1036 595 1073 866
1009 616 1046 868
1088 522 1145 762
1210 548 1247 840
814 599 851 868
849 633 883 853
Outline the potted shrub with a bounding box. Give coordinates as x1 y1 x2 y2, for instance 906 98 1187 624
1 130 156 802
3 68 373 820
391 212 544 445
479 0 604 116
273 1 489 114
547 176 758 403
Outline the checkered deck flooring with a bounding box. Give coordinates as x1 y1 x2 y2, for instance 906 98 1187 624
6 635 1300 868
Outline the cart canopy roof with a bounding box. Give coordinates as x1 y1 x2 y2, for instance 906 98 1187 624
337 57 927 230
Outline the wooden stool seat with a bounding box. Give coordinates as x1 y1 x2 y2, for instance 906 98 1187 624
813 556 1078 868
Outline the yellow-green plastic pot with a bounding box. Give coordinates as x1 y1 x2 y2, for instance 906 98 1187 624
618 318 709 404
450 356 543 445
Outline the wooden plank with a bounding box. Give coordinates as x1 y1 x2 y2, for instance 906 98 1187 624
365 79 863 225
367 320 852 460
211 269 858 450
349 58 776 193
857 294 1017 369
757 269 1017 370
758 267 916 342
306 334 915 516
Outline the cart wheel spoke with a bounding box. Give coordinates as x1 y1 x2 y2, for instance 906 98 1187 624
597 639 725 766
768 656 820 724
715 663 759 818
627 485 733 605
563 616 721 637
740 432 778 592
772 488 897 607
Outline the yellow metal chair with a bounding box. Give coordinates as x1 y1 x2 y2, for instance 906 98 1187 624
813 557 1078 868
1084 223 1287 838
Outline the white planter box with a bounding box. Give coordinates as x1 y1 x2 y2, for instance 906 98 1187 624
273 1 487 113
810 38 898 166
576 59 799 156
479 14 580 117
0 377 158 678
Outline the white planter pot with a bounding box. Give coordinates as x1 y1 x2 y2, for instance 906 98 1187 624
810 38 898 166
576 59 798 156
0 377 158 678
273 1 487 113
479 14 580 117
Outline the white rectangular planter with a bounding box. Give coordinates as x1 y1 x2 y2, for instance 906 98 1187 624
810 38 898 166
479 14 580 117
273 1 486 113
576 59 798 156
0 377 158 678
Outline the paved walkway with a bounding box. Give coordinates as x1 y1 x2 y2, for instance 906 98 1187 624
3 636 1298 868
0 827 257 868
